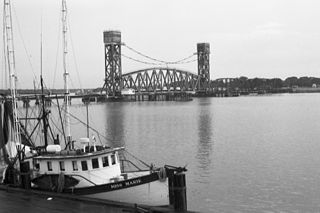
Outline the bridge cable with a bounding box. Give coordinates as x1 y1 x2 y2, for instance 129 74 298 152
122 53 197 66
123 44 196 65
121 54 161 65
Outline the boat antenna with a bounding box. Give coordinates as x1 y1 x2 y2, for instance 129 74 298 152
40 16 48 147
62 0 71 147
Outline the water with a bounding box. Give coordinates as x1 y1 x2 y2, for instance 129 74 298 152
12 93 320 212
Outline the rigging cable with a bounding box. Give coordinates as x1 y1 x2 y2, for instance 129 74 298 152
50 101 110 145
52 8 62 89
123 150 151 168
2 2 8 90
11 3 38 87
1 35 7 89
49 116 65 136
67 19 83 91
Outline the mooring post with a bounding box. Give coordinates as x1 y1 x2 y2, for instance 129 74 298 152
173 172 187 212
167 169 175 206
20 161 31 189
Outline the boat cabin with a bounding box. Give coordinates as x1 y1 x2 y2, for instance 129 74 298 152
26 141 124 188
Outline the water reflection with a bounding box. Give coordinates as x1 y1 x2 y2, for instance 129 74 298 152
104 103 125 147
196 99 213 176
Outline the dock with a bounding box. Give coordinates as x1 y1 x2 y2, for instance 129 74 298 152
0 185 196 213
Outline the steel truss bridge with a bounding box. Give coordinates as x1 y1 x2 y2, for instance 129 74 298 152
102 31 211 97
121 69 239 95
122 67 200 93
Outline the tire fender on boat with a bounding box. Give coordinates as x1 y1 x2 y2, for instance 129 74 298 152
158 167 167 182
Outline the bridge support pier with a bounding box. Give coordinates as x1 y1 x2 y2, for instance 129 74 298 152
118 92 192 102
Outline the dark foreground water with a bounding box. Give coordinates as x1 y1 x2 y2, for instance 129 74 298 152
4 93 320 212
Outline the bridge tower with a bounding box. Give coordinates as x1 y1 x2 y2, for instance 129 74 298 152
102 31 122 97
197 43 210 92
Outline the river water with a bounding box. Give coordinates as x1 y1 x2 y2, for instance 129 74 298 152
15 93 320 212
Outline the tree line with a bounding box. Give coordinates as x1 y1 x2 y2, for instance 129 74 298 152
213 76 320 91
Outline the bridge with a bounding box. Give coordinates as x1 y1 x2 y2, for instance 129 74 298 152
12 31 236 106
99 31 218 100
122 67 199 93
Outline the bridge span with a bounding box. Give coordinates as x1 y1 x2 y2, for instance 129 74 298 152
122 67 199 93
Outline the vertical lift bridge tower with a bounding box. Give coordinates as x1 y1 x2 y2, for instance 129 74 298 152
197 43 210 93
102 31 122 97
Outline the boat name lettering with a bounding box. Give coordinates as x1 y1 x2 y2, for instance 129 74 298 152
110 183 123 189
124 179 141 186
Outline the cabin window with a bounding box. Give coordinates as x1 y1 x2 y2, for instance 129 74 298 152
102 156 109 167
47 161 52 171
111 154 116 165
72 161 78 171
92 158 99 169
59 161 65 171
81 161 88 171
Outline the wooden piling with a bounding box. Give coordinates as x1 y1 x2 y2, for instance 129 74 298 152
173 172 187 212
22 99 30 108
20 161 31 189
167 169 175 206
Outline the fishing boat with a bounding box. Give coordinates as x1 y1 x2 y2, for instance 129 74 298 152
0 0 186 207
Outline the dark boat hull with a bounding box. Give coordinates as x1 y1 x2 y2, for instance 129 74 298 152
32 174 79 191
32 172 168 206
64 172 159 195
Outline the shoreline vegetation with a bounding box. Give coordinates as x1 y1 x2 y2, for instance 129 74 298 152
211 76 320 94
1 76 320 96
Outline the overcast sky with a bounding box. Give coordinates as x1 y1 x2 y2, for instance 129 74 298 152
2 0 320 89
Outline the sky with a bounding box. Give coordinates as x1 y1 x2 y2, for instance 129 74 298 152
1 0 320 89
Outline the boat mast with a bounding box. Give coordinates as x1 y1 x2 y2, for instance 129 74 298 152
40 25 48 147
62 0 71 146
3 0 20 147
